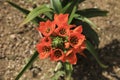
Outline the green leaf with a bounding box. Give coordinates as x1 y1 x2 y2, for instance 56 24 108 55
75 16 97 29
60 2 72 13
7 1 45 25
62 0 85 14
62 0 85 7
20 5 52 26
7 1 29 14
15 51 39 80
77 8 108 18
83 23 99 46
50 0 62 13
86 40 108 68
68 6 77 24
44 12 54 20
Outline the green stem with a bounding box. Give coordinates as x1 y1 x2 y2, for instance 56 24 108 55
63 62 73 80
65 73 72 80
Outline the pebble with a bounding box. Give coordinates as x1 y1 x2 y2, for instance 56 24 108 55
10 34 16 39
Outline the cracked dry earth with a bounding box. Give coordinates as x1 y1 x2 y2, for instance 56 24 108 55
0 0 120 80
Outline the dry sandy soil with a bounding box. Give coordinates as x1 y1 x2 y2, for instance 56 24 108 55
0 0 120 80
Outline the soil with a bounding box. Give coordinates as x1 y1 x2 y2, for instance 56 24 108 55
0 0 120 80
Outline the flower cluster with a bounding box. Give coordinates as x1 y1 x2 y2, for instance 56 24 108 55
36 14 86 64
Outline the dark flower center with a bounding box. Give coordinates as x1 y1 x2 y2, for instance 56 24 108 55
45 38 49 42
54 50 62 58
42 46 51 53
59 28 66 35
70 36 78 45
46 28 50 33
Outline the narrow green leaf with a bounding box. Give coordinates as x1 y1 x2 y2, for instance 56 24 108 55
50 0 62 13
62 0 85 7
75 16 97 29
60 2 72 13
86 40 108 68
83 23 99 46
83 17 97 29
44 12 54 20
7 1 29 14
7 1 45 25
15 51 39 80
77 8 108 18
68 6 77 24
20 5 52 26
62 0 85 14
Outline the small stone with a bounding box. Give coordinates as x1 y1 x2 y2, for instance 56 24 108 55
10 34 16 39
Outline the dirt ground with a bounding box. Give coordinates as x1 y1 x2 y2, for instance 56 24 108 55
0 0 120 80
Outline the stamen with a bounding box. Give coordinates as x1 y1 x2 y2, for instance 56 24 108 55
59 28 66 35
70 36 78 45
46 28 50 33
45 38 49 42
42 46 51 53
54 50 62 58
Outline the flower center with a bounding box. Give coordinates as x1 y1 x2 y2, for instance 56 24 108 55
70 36 78 45
46 28 50 33
42 46 51 53
45 38 49 42
59 28 66 35
52 37 63 47
54 49 62 58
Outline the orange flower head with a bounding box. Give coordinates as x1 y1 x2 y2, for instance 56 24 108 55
51 49 65 62
38 20 55 37
54 14 69 26
36 43 52 59
66 49 77 64
55 25 70 37
69 32 85 49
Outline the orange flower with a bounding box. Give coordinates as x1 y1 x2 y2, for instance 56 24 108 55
77 42 86 53
51 49 65 62
40 37 52 45
38 20 55 37
36 42 52 59
69 32 85 49
65 49 77 64
55 24 70 37
77 42 86 58
54 14 69 26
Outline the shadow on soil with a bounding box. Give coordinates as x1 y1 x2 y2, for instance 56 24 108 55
73 39 120 80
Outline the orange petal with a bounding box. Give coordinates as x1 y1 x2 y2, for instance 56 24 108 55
66 49 77 64
65 42 70 48
54 14 69 26
74 25 83 33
